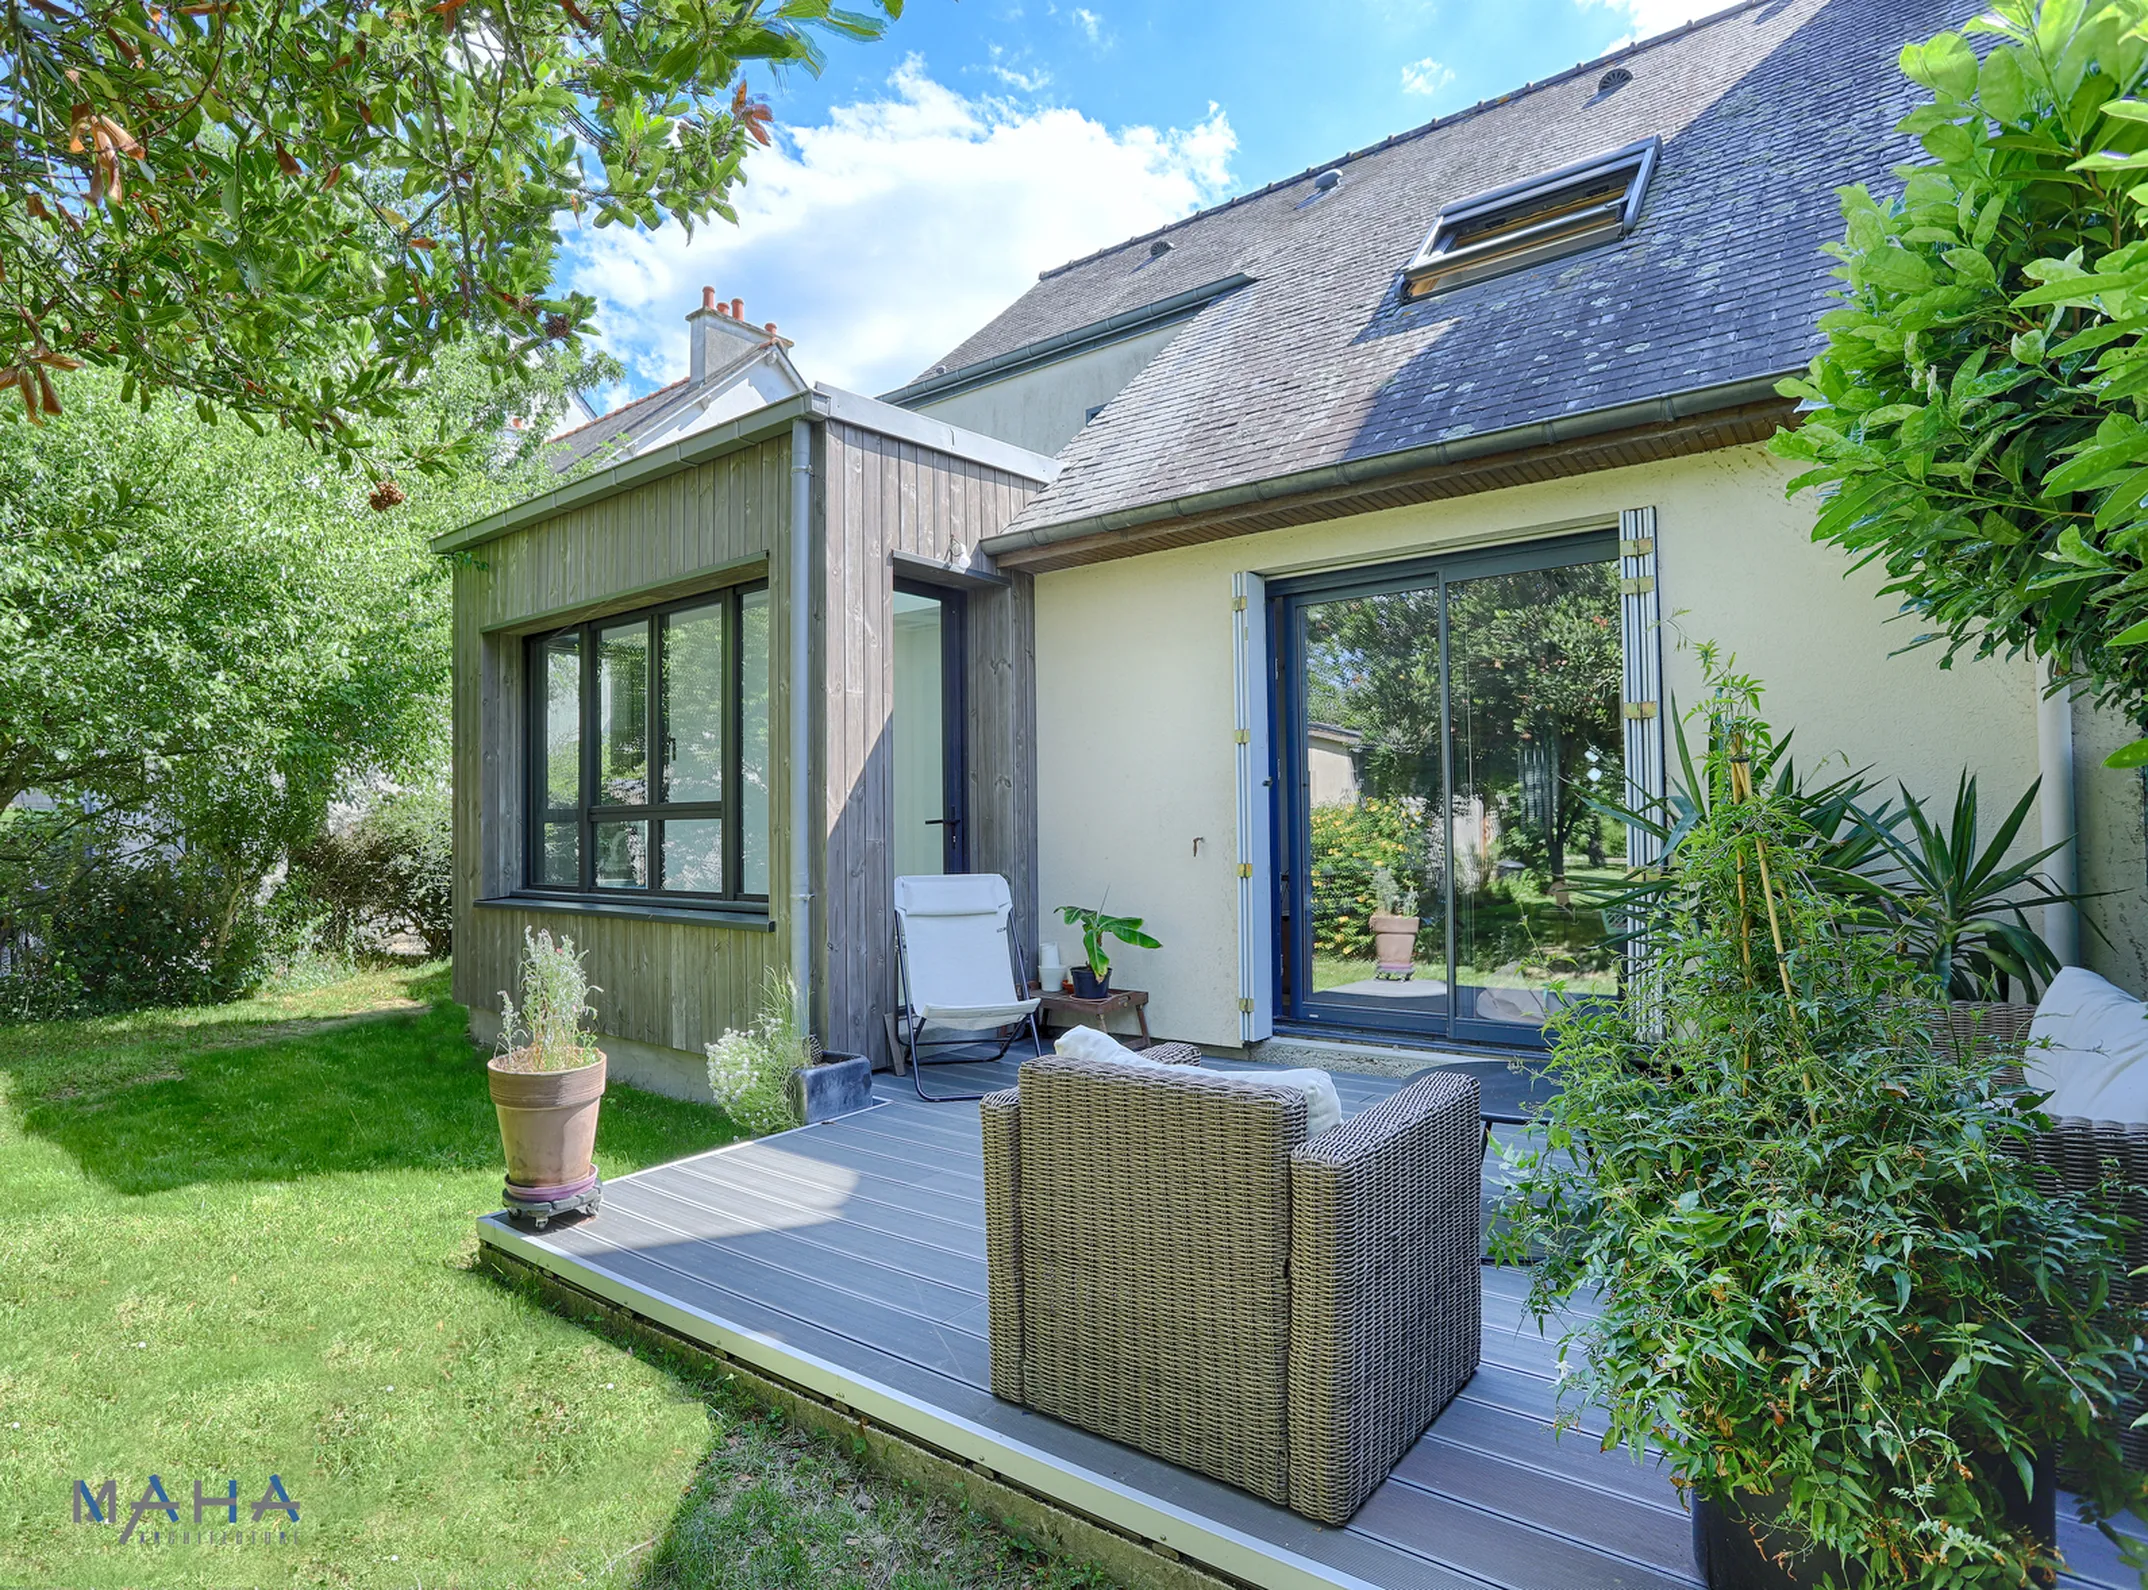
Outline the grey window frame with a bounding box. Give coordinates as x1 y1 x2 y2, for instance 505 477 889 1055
524 580 768 907
1402 137 1659 299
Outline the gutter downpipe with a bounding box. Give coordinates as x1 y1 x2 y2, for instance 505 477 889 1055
2037 656 2082 967
789 419 816 1038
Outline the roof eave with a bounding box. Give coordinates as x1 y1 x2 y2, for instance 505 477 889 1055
979 369 1798 564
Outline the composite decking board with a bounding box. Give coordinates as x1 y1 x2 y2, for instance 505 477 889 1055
619 1171 991 1301
556 1200 998 1382
1405 1399 1675 1509
1382 1442 1694 1579
761 1126 990 1192
490 1219 1508 1590
487 1085 2136 1590
1350 1474 1698 1590
658 1152 991 1260
664 1133 996 1226
828 1109 990 1166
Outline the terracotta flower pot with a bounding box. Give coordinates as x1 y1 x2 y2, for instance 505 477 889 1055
1369 913 1420 977
488 1050 606 1193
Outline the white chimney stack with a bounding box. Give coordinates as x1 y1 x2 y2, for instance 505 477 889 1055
686 285 772 383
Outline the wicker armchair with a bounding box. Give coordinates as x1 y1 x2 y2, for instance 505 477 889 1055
1931 1002 2148 1470
979 1056 1481 1525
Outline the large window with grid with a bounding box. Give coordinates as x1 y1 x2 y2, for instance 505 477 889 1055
527 582 771 906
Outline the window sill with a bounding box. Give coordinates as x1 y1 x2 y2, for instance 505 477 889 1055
477 895 775 932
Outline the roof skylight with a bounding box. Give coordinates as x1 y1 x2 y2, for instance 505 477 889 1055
1402 137 1659 299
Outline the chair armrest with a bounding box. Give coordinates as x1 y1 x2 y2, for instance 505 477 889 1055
979 1088 1025 1403
1286 1070 1482 1524
1137 1041 1203 1065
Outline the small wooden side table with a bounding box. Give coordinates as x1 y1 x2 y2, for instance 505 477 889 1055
1036 986 1153 1048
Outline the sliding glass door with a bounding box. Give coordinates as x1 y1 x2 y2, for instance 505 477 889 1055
1275 534 1626 1046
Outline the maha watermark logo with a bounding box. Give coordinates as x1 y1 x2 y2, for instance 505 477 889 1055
72 1473 300 1547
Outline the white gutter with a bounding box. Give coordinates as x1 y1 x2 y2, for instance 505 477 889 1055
789 419 817 1038
2036 657 2082 967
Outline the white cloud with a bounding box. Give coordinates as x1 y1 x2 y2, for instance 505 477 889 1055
1400 57 1455 97
1576 0 1704 44
559 57 1235 401
985 45 1051 94
1072 7 1105 45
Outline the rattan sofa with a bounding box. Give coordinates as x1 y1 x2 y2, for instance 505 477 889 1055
1934 1001 2148 1470
979 1055 1482 1524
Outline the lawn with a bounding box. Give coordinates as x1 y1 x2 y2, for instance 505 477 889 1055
0 963 1118 1590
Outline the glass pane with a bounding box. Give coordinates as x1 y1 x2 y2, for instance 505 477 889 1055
536 821 581 888
662 818 725 894
540 633 581 809
893 591 948 879
739 589 771 896
1448 560 1625 1030
663 603 726 803
597 620 650 805
1300 588 1448 1026
594 820 648 889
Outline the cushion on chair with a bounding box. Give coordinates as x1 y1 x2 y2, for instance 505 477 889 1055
2027 966 2148 1124
1051 1028 1338 1131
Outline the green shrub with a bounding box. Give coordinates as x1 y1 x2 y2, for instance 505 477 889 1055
284 784 452 958
705 970 807 1137
2 840 268 1017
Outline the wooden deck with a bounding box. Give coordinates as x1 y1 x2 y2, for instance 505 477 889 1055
477 1058 2141 1590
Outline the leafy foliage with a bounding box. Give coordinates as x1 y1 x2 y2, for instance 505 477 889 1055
495 927 599 1073
284 783 454 960
1055 903 1160 981
1498 662 2145 1585
704 968 807 1136
1586 648 2081 1000
0 1 897 457
1774 0 2148 763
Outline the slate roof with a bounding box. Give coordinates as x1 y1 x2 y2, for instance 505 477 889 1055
939 0 1959 544
549 378 689 470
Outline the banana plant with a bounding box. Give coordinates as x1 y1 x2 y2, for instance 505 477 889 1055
1056 903 1160 980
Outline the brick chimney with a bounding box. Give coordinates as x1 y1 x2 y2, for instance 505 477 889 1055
686 286 772 382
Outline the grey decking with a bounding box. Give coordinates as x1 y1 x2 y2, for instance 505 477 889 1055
476 1059 2141 1590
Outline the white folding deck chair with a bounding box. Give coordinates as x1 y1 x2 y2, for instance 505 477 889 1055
891 874 1043 1102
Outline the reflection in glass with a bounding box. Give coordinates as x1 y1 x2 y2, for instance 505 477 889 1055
594 821 648 889
541 633 581 809
662 819 725 894
597 621 649 805
663 603 725 803
892 591 947 879
1300 587 1447 1025
1447 562 1624 1028
536 821 580 888
739 589 771 896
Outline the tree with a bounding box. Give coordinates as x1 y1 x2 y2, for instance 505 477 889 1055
1774 0 2148 766
0 0 898 459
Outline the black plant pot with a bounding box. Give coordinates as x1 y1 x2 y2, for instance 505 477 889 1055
1069 966 1111 1000
1692 1449 2056 1589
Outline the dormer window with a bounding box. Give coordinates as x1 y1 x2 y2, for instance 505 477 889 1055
1403 137 1659 298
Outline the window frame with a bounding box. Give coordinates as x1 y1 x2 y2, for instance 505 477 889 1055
524 580 769 908
1402 137 1659 300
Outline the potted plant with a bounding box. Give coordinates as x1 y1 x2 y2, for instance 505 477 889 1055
490 927 606 1209
705 970 858 1130
1056 901 1160 999
1497 664 2144 1589
1368 863 1420 981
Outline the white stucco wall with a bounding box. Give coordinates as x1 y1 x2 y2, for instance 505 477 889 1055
1032 443 2146 1049
907 324 1182 458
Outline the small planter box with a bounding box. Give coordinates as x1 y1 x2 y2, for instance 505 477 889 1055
787 1053 874 1124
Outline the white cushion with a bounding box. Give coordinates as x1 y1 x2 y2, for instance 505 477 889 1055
1050 1027 1341 1135
2026 966 2148 1124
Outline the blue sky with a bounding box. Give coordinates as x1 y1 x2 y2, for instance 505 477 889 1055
556 0 1695 406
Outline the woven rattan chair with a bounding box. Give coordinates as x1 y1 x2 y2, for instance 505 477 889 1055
980 1056 1481 1524
1931 1001 2148 1470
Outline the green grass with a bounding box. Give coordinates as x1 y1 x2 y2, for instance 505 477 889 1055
0 964 1119 1590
